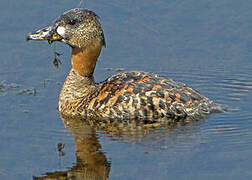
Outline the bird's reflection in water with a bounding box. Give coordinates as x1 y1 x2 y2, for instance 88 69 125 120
33 116 200 180
33 115 111 180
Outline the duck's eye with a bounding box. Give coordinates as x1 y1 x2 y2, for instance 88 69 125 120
68 19 77 25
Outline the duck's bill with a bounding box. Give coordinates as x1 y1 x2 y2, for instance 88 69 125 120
26 26 62 44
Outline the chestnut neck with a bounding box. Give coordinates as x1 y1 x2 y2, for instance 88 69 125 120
71 40 102 77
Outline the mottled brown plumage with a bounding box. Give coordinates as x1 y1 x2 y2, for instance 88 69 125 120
58 69 219 120
27 8 223 121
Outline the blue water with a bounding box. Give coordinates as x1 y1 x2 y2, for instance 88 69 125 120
0 0 252 179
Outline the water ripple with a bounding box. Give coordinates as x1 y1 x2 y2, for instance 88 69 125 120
100 67 252 153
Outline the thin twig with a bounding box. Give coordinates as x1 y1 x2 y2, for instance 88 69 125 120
78 0 84 7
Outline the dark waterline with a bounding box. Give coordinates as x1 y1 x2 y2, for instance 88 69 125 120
1 0 252 179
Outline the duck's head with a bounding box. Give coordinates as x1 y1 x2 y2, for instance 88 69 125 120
27 8 106 77
27 8 106 49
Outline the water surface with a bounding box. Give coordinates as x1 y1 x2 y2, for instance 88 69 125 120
0 0 252 179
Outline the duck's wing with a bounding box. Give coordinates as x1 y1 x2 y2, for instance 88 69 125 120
87 71 219 120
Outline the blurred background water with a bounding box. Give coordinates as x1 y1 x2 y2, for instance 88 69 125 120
0 0 252 179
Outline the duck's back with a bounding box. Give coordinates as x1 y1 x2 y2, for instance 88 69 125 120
84 71 220 120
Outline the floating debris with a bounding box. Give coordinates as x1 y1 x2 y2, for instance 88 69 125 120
53 57 62 68
8 83 20 90
18 88 36 96
0 80 21 96
57 143 65 157
52 43 62 68
0 80 6 92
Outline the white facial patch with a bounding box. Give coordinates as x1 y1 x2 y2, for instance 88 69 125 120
56 26 66 37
